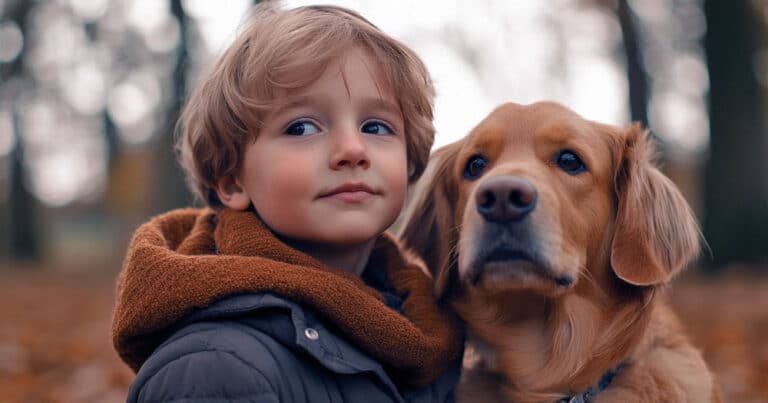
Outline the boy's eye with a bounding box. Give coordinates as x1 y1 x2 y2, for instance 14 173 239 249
284 120 320 136
361 121 394 135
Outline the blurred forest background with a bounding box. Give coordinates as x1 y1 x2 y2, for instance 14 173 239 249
1 0 767 402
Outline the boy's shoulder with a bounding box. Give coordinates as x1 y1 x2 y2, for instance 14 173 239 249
126 314 282 402
127 293 310 402
126 292 405 403
155 292 387 370
140 292 316 367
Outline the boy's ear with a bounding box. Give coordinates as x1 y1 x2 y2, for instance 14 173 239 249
215 176 251 210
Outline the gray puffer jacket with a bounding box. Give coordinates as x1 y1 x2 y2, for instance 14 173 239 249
127 293 461 403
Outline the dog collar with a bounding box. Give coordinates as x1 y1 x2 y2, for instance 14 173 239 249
558 362 627 403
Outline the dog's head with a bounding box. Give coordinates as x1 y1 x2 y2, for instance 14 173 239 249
400 102 701 301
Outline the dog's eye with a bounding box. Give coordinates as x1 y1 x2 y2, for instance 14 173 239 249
556 150 587 174
463 155 488 180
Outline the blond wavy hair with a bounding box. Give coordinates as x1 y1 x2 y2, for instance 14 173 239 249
177 2 436 207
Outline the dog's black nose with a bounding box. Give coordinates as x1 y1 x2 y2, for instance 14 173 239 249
475 176 537 222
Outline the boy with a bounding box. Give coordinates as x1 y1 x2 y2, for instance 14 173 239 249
112 3 463 402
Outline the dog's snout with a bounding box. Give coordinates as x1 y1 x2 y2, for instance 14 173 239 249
476 176 537 222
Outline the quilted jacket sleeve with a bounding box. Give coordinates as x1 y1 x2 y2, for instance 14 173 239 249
126 321 283 403
132 348 279 403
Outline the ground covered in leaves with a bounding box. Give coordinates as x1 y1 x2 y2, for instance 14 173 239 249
0 267 766 402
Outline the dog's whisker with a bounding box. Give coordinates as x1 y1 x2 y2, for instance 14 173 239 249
448 223 464 254
576 265 595 284
576 265 606 299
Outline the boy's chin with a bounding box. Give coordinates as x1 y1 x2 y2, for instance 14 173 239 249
304 219 396 246
313 230 383 247
275 226 385 249
267 212 398 249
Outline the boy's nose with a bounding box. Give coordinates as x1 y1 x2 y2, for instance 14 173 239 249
329 128 370 170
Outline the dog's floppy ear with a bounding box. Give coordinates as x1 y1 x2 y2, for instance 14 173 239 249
610 125 701 286
399 140 463 300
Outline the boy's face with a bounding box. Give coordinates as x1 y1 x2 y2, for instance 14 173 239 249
217 48 408 246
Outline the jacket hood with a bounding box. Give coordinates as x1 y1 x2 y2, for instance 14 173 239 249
112 208 463 386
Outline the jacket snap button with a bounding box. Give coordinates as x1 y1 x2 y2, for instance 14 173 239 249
304 327 319 341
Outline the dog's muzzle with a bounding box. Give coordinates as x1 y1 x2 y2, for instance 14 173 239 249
468 175 574 290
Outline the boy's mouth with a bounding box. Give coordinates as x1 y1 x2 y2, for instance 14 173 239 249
318 182 378 199
324 191 375 203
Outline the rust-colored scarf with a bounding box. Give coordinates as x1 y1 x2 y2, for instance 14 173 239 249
112 208 463 386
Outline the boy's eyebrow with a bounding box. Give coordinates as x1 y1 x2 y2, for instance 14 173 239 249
270 96 314 116
270 95 402 117
360 97 402 117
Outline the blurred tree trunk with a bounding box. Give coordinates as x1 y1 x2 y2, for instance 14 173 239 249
617 0 649 129
149 0 193 214
8 114 39 262
703 0 768 267
2 0 39 262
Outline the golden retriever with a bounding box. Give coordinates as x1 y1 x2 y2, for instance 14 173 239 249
399 102 719 402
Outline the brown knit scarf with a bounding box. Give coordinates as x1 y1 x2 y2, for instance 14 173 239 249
112 208 463 386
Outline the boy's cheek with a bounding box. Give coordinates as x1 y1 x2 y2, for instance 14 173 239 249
385 165 409 208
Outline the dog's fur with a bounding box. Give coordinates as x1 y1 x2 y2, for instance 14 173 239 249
399 102 719 402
